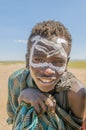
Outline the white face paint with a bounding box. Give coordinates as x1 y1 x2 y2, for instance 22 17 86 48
56 38 67 45
29 35 68 74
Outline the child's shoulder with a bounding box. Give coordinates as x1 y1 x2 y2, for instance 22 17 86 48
9 68 30 82
67 71 86 92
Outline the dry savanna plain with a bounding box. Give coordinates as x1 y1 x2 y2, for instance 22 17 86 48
0 61 86 130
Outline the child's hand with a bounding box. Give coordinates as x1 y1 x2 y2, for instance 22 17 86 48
18 88 56 114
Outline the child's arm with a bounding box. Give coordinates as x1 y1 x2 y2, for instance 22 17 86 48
18 88 56 114
68 78 86 123
7 77 18 124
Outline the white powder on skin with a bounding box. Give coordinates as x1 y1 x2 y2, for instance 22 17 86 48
29 35 68 74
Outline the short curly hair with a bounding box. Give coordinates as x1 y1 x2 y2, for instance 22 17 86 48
26 20 72 68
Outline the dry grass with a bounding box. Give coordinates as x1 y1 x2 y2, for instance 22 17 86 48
0 63 86 130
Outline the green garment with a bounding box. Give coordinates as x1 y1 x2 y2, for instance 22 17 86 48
7 68 82 130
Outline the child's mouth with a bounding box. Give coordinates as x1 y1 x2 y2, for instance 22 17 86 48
38 77 56 83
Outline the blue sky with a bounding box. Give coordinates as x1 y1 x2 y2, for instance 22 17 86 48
0 0 86 61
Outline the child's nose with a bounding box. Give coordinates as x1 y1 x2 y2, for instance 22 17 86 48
44 68 55 75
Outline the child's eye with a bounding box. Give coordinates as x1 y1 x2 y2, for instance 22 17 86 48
33 58 44 63
53 60 65 66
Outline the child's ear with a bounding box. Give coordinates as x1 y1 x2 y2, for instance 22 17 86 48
65 57 70 71
67 57 70 64
26 53 29 69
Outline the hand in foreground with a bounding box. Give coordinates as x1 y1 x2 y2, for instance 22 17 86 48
18 88 56 114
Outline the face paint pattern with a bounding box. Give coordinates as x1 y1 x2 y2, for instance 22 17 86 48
56 38 68 45
30 36 68 74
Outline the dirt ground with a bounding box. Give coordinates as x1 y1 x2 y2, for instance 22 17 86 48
0 64 86 130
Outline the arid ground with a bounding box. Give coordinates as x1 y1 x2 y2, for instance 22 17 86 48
0 63 86 130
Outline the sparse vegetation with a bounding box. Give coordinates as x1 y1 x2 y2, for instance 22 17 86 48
0 61 25 65
68 61 86 68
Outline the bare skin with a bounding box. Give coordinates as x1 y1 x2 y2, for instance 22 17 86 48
18 88 56 114
18 36 86 119
68 78 86 119
18 79 86 119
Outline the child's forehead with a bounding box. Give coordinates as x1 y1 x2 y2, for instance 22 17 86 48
31 35 68 48
30 35 68 58
34 41 58 52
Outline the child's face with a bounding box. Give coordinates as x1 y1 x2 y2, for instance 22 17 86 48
29 36 69 92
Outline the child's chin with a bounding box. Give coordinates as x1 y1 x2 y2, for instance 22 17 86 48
38 85 55 92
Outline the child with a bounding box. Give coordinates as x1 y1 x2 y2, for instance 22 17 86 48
7 20 86 130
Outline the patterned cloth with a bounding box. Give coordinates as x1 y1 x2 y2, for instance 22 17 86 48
7 68 83 130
